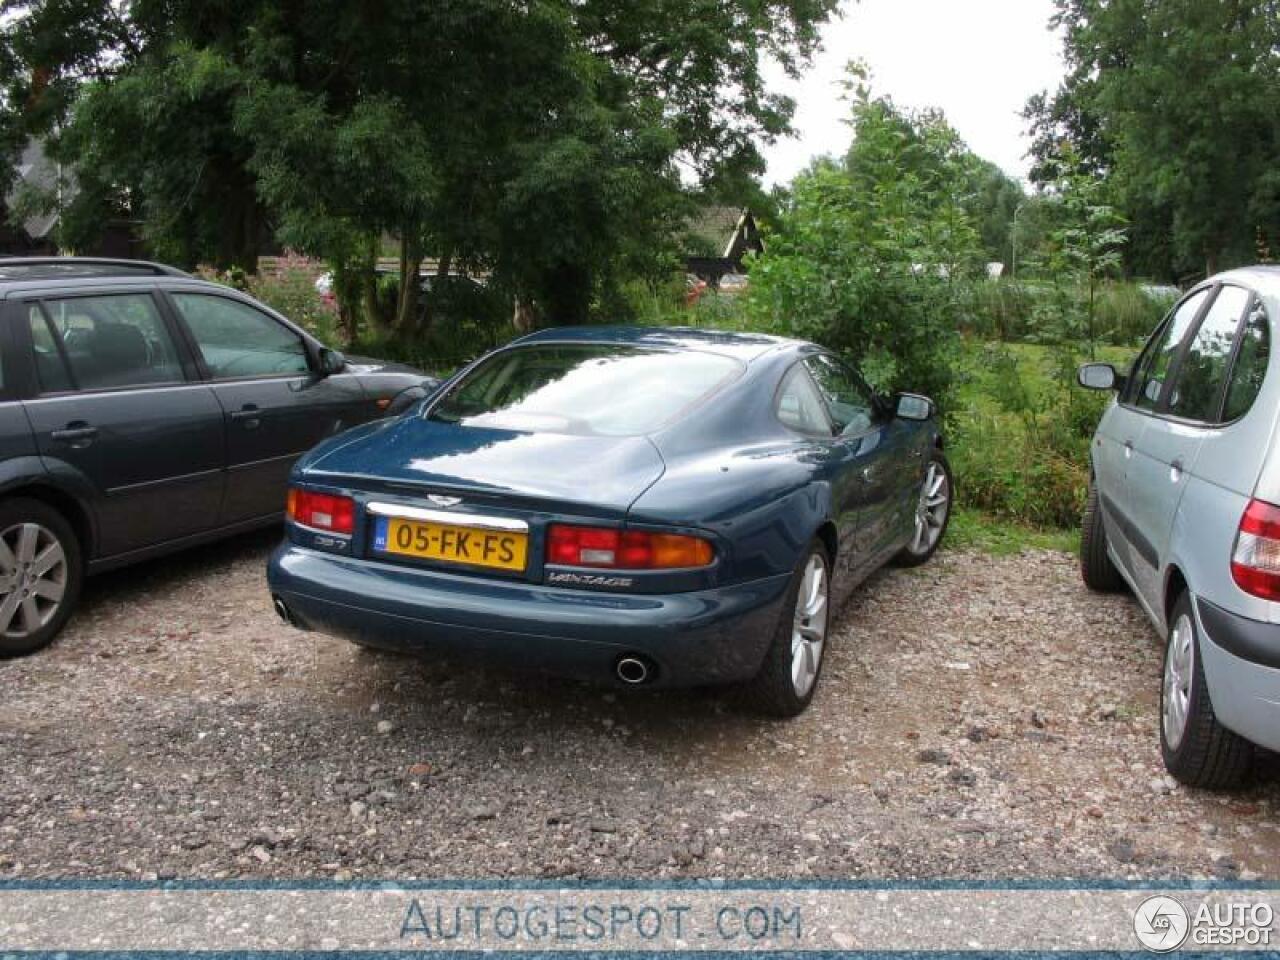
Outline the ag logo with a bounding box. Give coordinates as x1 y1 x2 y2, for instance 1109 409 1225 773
1134 895 1190 952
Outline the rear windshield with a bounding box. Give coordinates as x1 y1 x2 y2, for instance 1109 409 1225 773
428 344 742 436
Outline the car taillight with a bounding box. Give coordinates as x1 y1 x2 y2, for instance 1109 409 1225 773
546 524 714 570
1231 498 1280 600
287 488 355 535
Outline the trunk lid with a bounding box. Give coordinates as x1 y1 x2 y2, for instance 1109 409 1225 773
304 414 666 516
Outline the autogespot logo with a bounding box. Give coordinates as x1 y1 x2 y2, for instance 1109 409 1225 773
1134 895 1191 953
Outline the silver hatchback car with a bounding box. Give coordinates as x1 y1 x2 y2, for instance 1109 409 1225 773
1079 267 1280 788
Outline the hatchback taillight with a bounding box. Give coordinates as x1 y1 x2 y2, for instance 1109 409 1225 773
287 488 355 535
546 524 714 570
1231 498 1280 600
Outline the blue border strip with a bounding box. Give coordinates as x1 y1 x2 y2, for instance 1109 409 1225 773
0 953 1236 959
0 878 1275 891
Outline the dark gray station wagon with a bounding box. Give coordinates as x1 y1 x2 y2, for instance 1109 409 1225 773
0 257 433 656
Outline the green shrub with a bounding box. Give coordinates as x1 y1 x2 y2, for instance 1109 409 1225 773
947 341 1111 530
200 251 341 345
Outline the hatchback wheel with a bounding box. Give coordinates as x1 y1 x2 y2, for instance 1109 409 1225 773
1080 478 1125 591
894 452 952 567
0 498 83 657
743 540 831 717
1160 592 1253 788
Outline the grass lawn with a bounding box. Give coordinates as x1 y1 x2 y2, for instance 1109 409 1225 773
946 507 1080 557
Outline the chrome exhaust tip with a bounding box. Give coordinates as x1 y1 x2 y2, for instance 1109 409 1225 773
615 656 652 686
272 595 293 627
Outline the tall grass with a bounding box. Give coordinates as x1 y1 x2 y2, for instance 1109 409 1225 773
960 278 1175 347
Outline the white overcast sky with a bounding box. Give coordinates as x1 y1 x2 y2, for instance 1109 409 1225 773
761 0 1066 187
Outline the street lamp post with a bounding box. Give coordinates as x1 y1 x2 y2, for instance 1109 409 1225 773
1011 201 1026 280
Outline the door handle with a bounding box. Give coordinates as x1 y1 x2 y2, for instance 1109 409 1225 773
861 466 875 483
1170 458 1185 482
230 404 261 429
1123 439 1134 459
50 423 98 448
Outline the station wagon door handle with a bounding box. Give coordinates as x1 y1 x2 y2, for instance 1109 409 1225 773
1170 457 1185 481
1123 439 1134 458
50 424 98 448
229 405 262 429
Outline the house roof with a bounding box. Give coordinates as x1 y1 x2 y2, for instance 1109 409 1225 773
685 206 759 259
6 140 69 240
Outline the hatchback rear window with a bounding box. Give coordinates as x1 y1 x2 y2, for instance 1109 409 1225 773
429 344 742 436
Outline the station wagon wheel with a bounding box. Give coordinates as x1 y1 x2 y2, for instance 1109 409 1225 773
742 539 832 717
894 451 952 567
0 498 83 658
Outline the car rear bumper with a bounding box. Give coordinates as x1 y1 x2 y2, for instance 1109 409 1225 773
267 544 792 688
1195 596 1280 752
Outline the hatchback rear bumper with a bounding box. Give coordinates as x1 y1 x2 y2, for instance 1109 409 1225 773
1195 597 1280 752
267 544 792 688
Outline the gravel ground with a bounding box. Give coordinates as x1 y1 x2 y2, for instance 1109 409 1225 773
1 530 1277 882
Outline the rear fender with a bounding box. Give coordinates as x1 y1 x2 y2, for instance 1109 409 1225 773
0 455 100 559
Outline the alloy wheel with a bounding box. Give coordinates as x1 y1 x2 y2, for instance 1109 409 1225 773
790 552 829 697
910 461 950 555
1163 613 1195 750
0 522 68 639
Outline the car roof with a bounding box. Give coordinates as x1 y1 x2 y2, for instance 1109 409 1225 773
512 325 799 361
1205 265 1280 300
0 257 190 285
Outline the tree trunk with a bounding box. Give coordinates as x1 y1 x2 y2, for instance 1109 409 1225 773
512 296 537 333
360 235 388 334
394 236 423 336
419 248 452 335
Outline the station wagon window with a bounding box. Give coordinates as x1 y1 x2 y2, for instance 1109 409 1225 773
804 354 876 435
26 306 72 393
776 364 832 435
171 294 310 379
1223 299 1271 422
31 294 183 392
1132 287 1211 411
1166 284 1251 422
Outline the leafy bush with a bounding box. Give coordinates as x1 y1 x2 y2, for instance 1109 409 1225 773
948 341 1116 529
200 251 341 345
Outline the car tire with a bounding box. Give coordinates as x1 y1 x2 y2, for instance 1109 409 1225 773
742 539 832 718
892 451 952 568
1160 591 1253 789
0 497 83 658
1080 479 1125 592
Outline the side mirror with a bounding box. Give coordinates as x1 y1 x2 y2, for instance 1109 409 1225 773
1077 362 1118 391
317 347 346 377
895 393 934 421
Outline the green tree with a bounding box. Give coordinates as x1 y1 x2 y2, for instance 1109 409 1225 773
2 0 839 335
1032 146 1128 358
748 75 985 409
1027 0 1280 280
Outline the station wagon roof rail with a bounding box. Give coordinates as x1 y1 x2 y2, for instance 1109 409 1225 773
0 257 191 282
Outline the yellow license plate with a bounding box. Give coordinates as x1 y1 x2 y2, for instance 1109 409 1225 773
376 517 528 571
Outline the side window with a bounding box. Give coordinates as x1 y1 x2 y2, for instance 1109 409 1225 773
804 354 876 434
1133 288 1211 411
1123 317 1168 405
1223 299 1271 422
171 294 310 379
776 364 832 435
27 306 73 393
1167 284 1251 422
37 294 183 391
